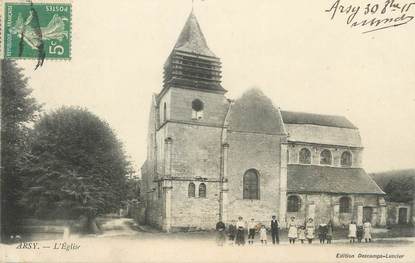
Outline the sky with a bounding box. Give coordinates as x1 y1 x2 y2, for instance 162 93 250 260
17 0 415 173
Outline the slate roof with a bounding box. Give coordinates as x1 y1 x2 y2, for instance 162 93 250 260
228 88 286 134
287 164 385 195
173 11 216 57
281 111 357 129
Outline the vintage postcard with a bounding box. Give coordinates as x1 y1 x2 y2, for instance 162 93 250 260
0 0 414 262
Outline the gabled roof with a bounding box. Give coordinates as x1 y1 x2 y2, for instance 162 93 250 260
281 111 357 129
287 164 385 195
173 11 216 57
228 88 286 134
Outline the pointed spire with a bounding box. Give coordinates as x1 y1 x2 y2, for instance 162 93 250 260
173 11 216 57
162 9 225 94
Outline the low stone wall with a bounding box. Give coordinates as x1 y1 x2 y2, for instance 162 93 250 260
13 218 73 241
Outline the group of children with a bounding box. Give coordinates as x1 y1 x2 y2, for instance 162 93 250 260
225 216 278 246
348 220 372 243
217 216 374 246
287 217 333 244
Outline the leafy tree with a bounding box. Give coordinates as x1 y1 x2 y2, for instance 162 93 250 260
384 176 415 203
1 60 41 241
125 177 141 201
22 107 130 233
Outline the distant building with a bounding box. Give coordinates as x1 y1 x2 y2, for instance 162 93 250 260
371 170 415 225
141 11 386 231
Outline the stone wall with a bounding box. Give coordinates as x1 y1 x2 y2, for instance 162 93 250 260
287 143 363 168
226 131 283 226
169 87 229 126
145 85 228 230
285 193 385 227
141 96 164 228
170 180 220 230
386 202 412 225
168 122 223 180
144 181 164 228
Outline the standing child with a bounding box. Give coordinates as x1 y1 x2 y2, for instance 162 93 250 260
326 221 333 244
306 218 315 244
228 220 236 245
356 225 364 243
318 223 328 244
270 215 279 245
363 220 372 243
298 225 306 244
260 225 267 245
216 221 226 246
247 218 257 245
236 216 246 246
348 221 357 243
287 216 298 244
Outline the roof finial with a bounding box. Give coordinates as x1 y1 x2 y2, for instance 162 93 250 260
191 0 194 12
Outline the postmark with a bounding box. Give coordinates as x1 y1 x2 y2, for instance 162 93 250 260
2 0 71 65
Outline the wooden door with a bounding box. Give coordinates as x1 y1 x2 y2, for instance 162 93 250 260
398 208 408 224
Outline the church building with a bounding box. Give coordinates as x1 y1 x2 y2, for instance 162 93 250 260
141 11 386 231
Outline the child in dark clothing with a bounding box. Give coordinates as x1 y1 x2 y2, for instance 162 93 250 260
356 225 364 243
326 222 333 244
318 223 328 244
228 220 236 245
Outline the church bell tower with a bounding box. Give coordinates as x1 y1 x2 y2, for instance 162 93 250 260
154 10 230 231
162 10 225 94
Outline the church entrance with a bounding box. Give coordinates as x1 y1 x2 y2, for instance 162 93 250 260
363 207 372 223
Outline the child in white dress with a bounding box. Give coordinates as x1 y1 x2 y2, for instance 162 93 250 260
298 225 306 244
260 225 267 245
287 217 298 244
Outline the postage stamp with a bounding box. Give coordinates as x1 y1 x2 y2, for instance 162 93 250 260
2 1 71 60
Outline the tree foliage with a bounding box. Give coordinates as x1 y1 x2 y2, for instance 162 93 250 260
1 60 41 239
371 169 415 203
22 107 130 220
384 176 415 203
125 177 141 201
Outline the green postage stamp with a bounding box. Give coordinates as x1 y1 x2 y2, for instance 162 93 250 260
3 1 72 60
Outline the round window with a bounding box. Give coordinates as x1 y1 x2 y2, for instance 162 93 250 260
192 99 204 112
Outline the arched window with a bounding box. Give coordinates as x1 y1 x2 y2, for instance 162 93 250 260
163 102 167 122
287 195 301 212
299 148 311 164
243 169 259 200
320 149 332 165
188 182 195 198
339 196 351 213
198 183 206 198
341 151 352 167
191 99 204 120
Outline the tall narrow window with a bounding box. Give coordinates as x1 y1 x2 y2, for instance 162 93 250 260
287 195 301 212
339 196 351 213
192 99 204 120
341 151 352 167
163 102 167 122
199 183 206 198
299 148 311 164
188 182 195 198
158 182 162 199
243 169 259 200
320 149 332 165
